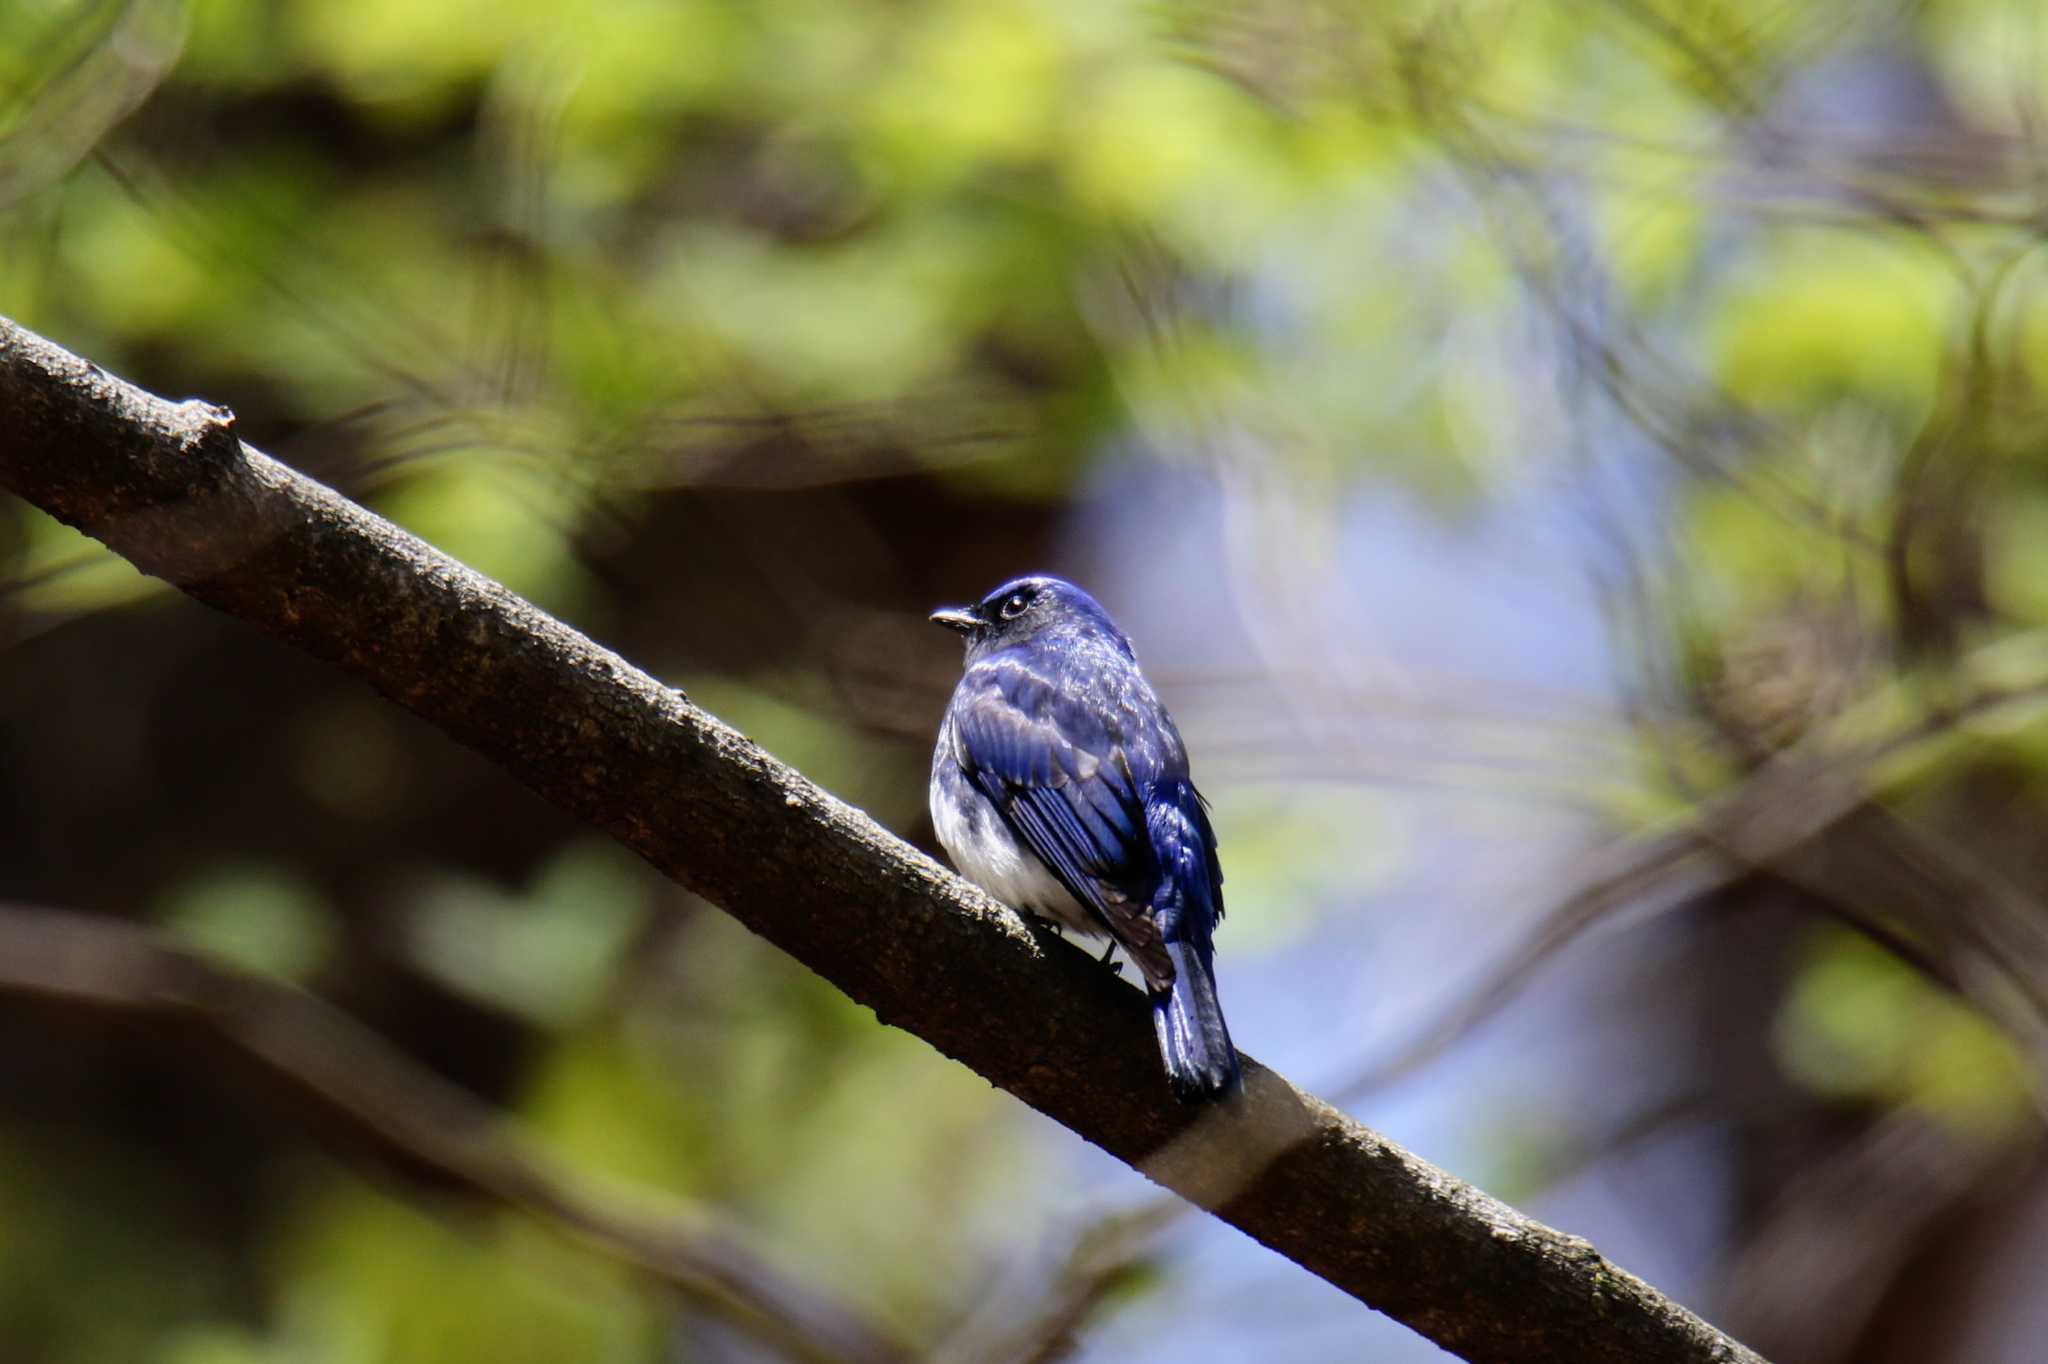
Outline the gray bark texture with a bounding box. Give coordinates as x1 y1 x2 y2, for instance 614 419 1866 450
0 314 1767 1364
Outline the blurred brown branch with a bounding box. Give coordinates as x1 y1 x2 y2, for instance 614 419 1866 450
1337 718 2048 1107
0 900 911 1364
0 314 1766 1364
928 1198 1185 1364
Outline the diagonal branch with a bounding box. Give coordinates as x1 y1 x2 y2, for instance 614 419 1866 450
0 314 1765 1364
0 901 909 1364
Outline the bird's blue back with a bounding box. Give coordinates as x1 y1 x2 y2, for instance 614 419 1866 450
933 578 1237 1098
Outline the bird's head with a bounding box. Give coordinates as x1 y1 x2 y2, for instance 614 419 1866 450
929 575 1127 658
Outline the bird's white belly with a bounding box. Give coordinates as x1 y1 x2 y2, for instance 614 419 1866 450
932 781 1104 939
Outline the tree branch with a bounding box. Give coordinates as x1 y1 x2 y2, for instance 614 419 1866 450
0 314 1765 1364
0 902 909 1364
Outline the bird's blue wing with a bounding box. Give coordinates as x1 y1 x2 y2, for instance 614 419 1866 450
947 654 1175 984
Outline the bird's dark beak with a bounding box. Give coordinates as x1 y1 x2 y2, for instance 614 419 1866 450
929 606 980 634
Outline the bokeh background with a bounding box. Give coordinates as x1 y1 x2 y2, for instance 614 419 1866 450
7 1 2048 1361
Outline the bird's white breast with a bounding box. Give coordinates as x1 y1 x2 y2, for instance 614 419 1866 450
931 770 1103 939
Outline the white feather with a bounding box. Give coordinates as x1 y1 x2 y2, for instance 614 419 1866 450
931 761 1103 939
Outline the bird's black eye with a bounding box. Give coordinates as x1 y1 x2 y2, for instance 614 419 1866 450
999 591 1031 620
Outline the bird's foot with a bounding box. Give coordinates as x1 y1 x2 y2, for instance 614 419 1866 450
1020 916 1065 949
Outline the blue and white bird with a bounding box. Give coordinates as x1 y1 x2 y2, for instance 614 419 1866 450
929 575 1241 1101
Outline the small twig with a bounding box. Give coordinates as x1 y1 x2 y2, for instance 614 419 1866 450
928 1198 1187 1364
0 902 910 1364
1334 678 2048 1105
1332 827 1711 1103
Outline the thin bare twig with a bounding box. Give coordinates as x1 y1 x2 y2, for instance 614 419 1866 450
0 902 909 1364
1332 680 2048 1105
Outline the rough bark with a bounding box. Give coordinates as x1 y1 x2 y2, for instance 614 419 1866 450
0 314 1766 1364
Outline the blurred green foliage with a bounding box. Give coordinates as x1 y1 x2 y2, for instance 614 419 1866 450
169 1186 663 1364
0 1128 229 1364
159 861 338 982
1778 926 2032 1139
402 842 647 1026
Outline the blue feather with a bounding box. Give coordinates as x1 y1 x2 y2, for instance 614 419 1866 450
930 575 1241 1101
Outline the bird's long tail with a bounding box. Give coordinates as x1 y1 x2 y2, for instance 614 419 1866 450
1153 938 1241 1102
1147 778 1241 1102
